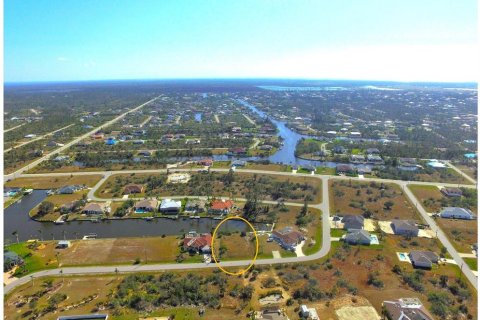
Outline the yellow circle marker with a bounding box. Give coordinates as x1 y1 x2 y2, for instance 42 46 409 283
211 216 259 276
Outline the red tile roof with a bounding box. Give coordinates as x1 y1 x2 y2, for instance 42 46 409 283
183 234 212 250
210 200 234 210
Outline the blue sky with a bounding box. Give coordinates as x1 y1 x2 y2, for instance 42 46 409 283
4 0 478 82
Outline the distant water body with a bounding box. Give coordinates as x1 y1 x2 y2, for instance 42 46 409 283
257 86 347 91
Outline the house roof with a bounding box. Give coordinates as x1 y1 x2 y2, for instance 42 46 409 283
135 199 158 209
160 199 181 209
336 164 354 171
391 219 418 232
83 202 108 212
345 229 371 243
341 215 364 228
383 298 434 320
183 234 212 250
124 184 143 193
440 207 475 218
210 200 234 210
272 227 304 246
441 188 462 195
409 251 439 265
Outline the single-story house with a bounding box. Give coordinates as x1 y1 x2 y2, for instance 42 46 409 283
256 308 289 320
56 240 71 249
231 160 246 167
229 147 247 155
123 184 144 195
271 227 305 251
138 150 152 157
134 199 159 212
159 199 182 214
350 155 365 163
439 207 476 220
383 298 434 320
183 233 212 253
408 251 439 269
82 202 110 215
366 148 380 155
398 158 417 167
336 164 355 175
209 199 234 215
366 154 384 164
341 215 364 230
4 251 24 272
57 185 83 194
344 229 371 245
332 145 347 154
391 219 419 237
440 188 463 197
357 165 372 174
184 199 206 214
198 158 213 167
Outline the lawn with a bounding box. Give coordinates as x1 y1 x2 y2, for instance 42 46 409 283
330 179 420 221
5 175 103 189
463 257 478 271
6 242 58 276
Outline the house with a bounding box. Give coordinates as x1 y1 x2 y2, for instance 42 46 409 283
132 140 145 144
53 155 69 162
398 158 417 167
439 207 476 220
104 138 118 145
383 298 434 320
341 215 364 230
349 131 361 138
57 185 82 194
138 150 151 157
408 251 439 269
183 233 212 253
391 220 419 237
82 202 110 215
184 199 206 214
271 227 304 250
134 199 158 212
198 158 213 167
344 229 371 245
231 160 246 168
4 251 24 271
256 308 290 320
232 126 242 132
56 240 71 249
350 155 365 163
336 164 355 175
159 199 182 214
209 199 234 215
229 147 247 155
357 165 372 174
367 154 384 164
366 148 380 155
440 188 463 197
123 184 144 195
332 145 347 154
300 305 319 320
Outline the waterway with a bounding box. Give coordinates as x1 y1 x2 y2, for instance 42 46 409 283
4 190 246 244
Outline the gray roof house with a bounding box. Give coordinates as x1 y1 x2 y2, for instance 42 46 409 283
441 187 463 197
408 251 439 269
184 199 206 213
341 215 364 230
344 229 371 245
391 219 419 237
383 298 434 320
439 207 476 220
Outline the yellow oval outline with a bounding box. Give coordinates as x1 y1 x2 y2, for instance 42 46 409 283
211 216 259 276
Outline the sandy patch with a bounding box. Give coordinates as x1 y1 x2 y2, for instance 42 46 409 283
335 306 380 320
3 267 18 286
378 221 394 234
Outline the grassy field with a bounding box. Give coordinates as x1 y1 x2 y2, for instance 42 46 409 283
409 184 477 213
330 180 420 221
455 164 477 180
29 190 89 221
464 257 478 271
415 168 472 185
5 175 103 189
435 218 477 253
6 242 58 276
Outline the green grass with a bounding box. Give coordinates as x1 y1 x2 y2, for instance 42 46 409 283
6 242 57 276
464 257 478 270
113 307 199 320
330 229 346 237
315 167 336 175
304 223 323 256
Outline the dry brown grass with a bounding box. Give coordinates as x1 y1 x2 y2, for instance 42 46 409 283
6 175 103 189
436 218 477 253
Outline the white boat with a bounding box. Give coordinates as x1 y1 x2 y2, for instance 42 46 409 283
23 189 33 195
82 233 97 240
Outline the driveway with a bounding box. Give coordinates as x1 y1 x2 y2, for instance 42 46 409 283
295 241 305 257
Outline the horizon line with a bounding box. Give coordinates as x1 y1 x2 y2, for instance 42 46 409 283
4 77 478 86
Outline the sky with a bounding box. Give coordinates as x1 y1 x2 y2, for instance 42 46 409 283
4 0 479 83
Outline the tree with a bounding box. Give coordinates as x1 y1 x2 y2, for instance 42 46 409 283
384 201 394 211
38 201 54 216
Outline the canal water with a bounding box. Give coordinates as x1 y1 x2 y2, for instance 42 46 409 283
4 190 246 243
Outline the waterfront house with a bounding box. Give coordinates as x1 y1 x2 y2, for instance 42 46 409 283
391 220 419 237
271 227 304 251
231 160 246 168
408 251 439 269
341 215 365 230
159 199 182 214
350 154 365 163
4 251 24 271
383 298 434 320
332 145 347 154
82 202 110 215
439 207 476 220
440 188 463 197
366 148 380 155
198 158 213 167
184 199 206 214
123 184 144 195
183 233 212 253
367 154 384 164
209 199 234 215
336 164 355 175
57 185 83 194
134 199 158 213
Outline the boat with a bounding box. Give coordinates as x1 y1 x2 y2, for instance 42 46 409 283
190 215 200 219
91 218 99 223
82 233 97 240
46 189 55 195
23 189 33 195
144 217 154 221
213 216 223 220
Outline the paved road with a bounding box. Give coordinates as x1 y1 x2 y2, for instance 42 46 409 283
403 185 478 290
4 123 75 153
4 123 26 133
444 161 477 185
3 96 160 182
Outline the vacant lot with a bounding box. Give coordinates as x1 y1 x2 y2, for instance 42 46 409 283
330 180 420 221
455 164 477 180
213 231 257 262
97 171 321 203
436 218 477 253
5 175 103 189
60 236 181 265
409 185 477 213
